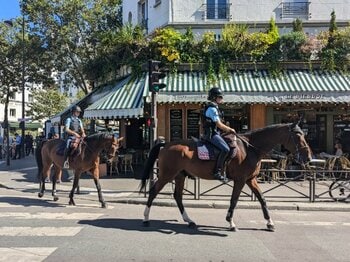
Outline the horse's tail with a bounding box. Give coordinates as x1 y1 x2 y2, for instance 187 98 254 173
139 141 165 193
35 139 46 181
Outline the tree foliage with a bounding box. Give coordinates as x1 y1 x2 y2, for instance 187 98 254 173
24 0 122 93
27 88 68 121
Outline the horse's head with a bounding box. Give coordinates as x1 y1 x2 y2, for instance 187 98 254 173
284 123 312 166
105 136 124 161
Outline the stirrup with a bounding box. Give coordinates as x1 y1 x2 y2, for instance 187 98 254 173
213 171 228 183
63 160 69 169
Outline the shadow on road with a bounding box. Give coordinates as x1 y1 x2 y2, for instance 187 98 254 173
0 196 64 207
79 218 229 237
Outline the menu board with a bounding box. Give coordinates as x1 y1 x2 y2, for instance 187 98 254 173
187 109 200 139
170 109 183 141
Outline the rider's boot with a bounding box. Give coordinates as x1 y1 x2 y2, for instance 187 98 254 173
63 148 70 169
213 151 229 183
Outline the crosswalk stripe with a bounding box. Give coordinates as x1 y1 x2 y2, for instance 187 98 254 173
0 247 57 262
0 227 83 236
249 220 350 226
0 212 103 220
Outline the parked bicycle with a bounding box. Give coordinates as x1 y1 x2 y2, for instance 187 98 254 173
329 179 350 202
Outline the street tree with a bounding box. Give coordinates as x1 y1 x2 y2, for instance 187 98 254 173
27 88 68 121
24 0 122 93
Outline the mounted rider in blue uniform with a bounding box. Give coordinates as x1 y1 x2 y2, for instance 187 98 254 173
63 105 86 169
203 87 236 182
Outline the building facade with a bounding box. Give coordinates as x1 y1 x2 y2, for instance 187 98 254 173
123 0 350 37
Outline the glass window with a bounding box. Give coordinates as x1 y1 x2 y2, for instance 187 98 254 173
10 109 16 117
206 0 215 19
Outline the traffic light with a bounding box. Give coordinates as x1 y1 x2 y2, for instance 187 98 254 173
148 60 166 93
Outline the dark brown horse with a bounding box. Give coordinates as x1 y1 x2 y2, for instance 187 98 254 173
140 123 312 231
36 133 123 207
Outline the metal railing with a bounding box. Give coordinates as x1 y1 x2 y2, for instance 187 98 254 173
281 1 310 19
201 3 231 20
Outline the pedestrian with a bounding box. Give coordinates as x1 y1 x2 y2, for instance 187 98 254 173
0 133 3 159
63 105 86 169
202 87 237 182
12 133 22 160
25 132 34 156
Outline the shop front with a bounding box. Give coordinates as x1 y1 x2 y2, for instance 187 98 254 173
155 69 350 155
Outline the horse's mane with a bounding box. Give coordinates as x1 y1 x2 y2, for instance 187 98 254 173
242 123 303 137
85 133 114 143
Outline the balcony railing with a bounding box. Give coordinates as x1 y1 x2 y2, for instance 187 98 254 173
281 1 311 19
202 3 231 20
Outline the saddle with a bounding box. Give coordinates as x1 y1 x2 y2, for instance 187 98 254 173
195 135 238 161
56 137 83 157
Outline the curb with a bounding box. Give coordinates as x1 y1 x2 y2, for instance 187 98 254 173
109 198 350 212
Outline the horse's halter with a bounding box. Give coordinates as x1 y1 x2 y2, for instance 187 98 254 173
105 139 119 159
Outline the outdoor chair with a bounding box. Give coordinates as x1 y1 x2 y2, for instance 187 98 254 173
270 157 288 181
121 154 134 174
322 156 337 180
338 156 350 179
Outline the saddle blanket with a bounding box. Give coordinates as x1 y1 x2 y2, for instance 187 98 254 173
197 142 216 161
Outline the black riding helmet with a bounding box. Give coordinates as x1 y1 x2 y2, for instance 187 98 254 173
208 87 223 101
71 105 82 113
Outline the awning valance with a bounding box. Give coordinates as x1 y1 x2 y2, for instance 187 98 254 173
156 70 350 104
84 75 148 119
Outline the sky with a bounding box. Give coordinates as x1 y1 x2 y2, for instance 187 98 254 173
0 0 20 21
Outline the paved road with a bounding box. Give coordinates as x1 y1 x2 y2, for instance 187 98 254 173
1 185 350 262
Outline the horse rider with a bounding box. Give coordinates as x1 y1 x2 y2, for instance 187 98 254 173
203 87 236 182
63 105 86 169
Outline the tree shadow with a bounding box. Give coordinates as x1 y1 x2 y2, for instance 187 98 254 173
79 218 229 237
0 196 64 207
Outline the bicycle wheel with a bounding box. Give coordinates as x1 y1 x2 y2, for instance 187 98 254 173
329 180 350 201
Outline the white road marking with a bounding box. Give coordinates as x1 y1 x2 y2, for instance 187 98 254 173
12 166 38 172
0 212 103 220
0 247 57 262
0 227 83 236
248 220 350 226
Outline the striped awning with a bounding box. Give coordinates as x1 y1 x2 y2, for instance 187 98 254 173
84 75 148 119
156 70 350 104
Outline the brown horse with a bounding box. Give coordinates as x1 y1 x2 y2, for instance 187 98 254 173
140 123 312 231
36 133 123 207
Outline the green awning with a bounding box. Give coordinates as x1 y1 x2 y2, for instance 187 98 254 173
9 122 42 129
156 70 350 104
84 75 148 119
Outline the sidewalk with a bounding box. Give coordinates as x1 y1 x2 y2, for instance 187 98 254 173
0 155 349 212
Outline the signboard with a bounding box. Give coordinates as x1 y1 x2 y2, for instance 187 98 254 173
170 109 183 141
187 109 200 139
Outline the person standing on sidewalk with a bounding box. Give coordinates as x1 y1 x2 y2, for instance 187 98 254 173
63 105 86 169
12 133 22 160
0 134 3 159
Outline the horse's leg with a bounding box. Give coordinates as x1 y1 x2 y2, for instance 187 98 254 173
90 167 107 208
143 178 169 227
226 179 246 231
51 165 60 202
69 171 80 206
173 173 196 228
38 164 50 198
246 177 275 232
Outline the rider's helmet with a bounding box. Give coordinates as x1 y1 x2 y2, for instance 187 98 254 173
207 87 223 101
71 105 82 113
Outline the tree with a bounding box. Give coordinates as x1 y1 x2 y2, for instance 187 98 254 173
292 19 303 32
24 0 122 94
27 88 68 121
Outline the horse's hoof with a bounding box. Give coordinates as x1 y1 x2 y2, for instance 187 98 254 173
143 221 150 227
69 199 75 206
229 227 238 232
101 202 107 208
38 192 43 198
267 224 275 232
53 196 59 202
226 216 231 222
188 222 197 229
